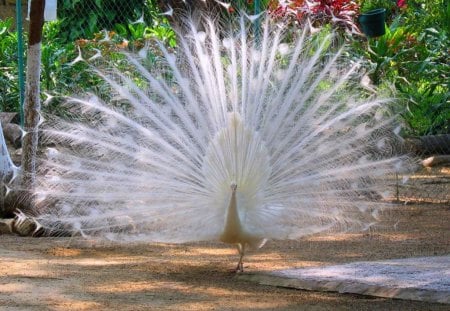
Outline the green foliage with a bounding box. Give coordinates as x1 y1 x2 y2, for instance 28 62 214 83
2 0 448 137
354 0 449 135
0 18 23 112
232 0 273 12
114 18 176 50
403 0 450 33
41 21 106 96
1 1 177 116
398 82 449 135
359 0 395 13
58 0 148 42
396 1 449 135
56 0 176 50
396 26 449 135
361 17 414 85
357 0 399 26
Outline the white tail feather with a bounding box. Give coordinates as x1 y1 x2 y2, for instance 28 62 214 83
32 17 412 246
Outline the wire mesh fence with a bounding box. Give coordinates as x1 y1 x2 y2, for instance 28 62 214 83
1 0 161 39
393 135 450 204
56 0 151 42
0 1 449 214
395 166 449 204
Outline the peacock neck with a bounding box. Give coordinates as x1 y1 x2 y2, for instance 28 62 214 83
219 183 243 244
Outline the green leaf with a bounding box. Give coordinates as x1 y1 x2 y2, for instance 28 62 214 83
424 28 440 35
72 0 82 8
88 14 98 34
115 24 128 37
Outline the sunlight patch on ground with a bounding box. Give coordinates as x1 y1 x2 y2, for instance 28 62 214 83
91 280 193 293
305 233 364 242
46 247 82 257
170 299 292 310
189 247 237 256
0 282 28 293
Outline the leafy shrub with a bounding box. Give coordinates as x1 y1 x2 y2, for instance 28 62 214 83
396 26 449 135
58 0 148 41
269 0 360 33
357 17 415 85
399 82 449 136
352 0 449 135
38 20 113 97
0 18 23 113
114 18 176 50
358 0 396 14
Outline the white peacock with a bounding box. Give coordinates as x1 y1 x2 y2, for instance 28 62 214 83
31 16 410 272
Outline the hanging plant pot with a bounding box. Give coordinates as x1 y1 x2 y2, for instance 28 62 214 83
358 8 386 38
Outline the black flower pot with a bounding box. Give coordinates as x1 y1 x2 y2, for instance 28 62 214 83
359 8 386 38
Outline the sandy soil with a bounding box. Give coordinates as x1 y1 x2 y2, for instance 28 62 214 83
0 203 449 311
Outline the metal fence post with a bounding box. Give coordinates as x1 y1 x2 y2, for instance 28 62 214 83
15 0 25 128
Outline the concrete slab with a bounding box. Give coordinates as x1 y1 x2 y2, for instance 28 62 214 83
239 256 450 304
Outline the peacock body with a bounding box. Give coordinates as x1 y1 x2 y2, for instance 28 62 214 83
32 16 410 270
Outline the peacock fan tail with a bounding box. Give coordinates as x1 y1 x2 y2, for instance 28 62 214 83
32 16 411 271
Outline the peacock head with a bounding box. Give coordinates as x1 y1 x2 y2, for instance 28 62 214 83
230 183 237 192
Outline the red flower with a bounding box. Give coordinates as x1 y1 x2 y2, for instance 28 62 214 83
268 0 359 33
397 0 407 8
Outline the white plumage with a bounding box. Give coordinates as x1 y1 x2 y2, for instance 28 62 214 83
33 16 410 271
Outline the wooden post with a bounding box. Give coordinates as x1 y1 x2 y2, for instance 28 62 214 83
21 0 45 189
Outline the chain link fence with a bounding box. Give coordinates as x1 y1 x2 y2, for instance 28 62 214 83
395 166 449 204
0 1 24 24
56 0 151 42
393 135 450 204
1 0 162 39
1 1 449 214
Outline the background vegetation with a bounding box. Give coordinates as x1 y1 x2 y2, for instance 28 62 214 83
0 0 448 136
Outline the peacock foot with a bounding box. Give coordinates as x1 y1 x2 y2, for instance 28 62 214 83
235 260 244 273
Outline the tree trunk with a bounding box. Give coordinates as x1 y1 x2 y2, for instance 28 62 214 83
21 0 45 189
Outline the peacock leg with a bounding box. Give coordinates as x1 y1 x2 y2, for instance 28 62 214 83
236 243 245 273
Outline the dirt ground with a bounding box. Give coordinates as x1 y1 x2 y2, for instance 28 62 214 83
0 203 449 311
